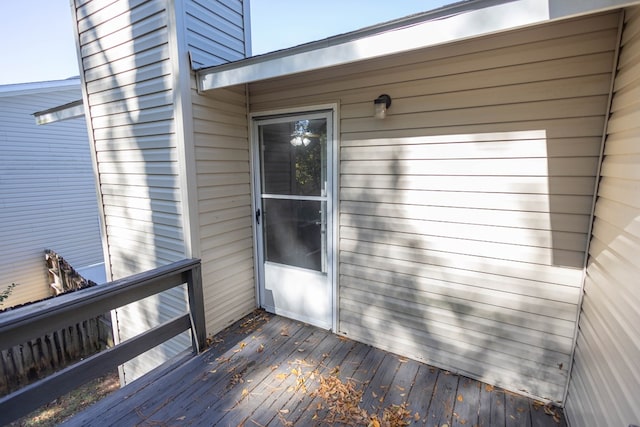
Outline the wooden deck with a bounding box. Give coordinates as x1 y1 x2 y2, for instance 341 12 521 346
64 311 566 426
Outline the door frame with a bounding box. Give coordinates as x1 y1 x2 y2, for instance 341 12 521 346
249 104 338 332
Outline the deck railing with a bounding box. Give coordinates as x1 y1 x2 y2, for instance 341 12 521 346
0 258 205 425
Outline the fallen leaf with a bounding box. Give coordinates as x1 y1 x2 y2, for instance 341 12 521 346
279 409 290 414
257 344 264 353
276 373 287 380
176 416 186 421
457 394 464 402
485 384 494 392
368 418 381 427
414 412 420 421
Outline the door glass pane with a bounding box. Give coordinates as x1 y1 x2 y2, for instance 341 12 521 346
260 118 327 196
263 199 326 272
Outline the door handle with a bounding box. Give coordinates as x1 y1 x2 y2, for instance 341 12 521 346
255 208 261 224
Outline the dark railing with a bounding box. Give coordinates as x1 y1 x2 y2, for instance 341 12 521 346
0 258 205 425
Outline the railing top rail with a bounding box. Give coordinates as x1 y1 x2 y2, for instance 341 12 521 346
0 258 201 350
0 258 205 425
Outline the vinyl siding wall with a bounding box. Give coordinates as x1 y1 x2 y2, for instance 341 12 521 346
187 0 255 335
565 7 640 426
0 82 104 307
193 84 256 334
73 0 188 383
248 12 620 402
184 0 248 68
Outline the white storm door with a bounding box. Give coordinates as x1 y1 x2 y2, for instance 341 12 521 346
254 111 333 330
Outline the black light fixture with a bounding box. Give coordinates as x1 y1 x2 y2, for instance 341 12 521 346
374 94 392 119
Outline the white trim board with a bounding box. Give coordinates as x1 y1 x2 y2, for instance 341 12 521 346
197 0 640 91
34 99 84 125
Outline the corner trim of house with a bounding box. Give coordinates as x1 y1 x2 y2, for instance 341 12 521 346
242 0 252 58
563 7 626 410
69 0 121 382
246 84 260 311
167 0 200 260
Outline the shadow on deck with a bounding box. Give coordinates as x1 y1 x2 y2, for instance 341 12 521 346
64 311 566 426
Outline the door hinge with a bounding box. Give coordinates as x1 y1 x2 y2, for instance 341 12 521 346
255 208 261 224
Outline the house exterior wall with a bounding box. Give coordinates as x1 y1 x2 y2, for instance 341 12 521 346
73 0 189 383
185 0 257 334
71 0 252 382
248 11 620 402
192 84 256 334
565 6 640 426
184 0 249 68
0 80 104 307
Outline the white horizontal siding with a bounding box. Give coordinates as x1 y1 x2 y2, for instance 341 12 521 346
565 7 640 427
184 0 247 68
193 83 256 335
73 0 188 383
249 11 620 402
0 83 104 308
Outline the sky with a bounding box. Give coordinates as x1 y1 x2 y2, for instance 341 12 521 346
0 0 452 86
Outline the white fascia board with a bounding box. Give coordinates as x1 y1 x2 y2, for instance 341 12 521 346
198 0 550 91
33 99 85 125
197 0 640 91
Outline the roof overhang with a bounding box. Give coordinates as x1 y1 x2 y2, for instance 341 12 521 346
33 99 85 125
197 0 640 91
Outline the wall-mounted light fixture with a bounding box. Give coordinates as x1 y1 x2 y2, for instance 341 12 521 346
374 94 392 119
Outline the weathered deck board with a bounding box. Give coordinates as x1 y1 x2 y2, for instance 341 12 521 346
63 311 567 426
427 370 460 426
453 377 482 426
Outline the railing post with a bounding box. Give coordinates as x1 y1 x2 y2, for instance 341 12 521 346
186 262 206 352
